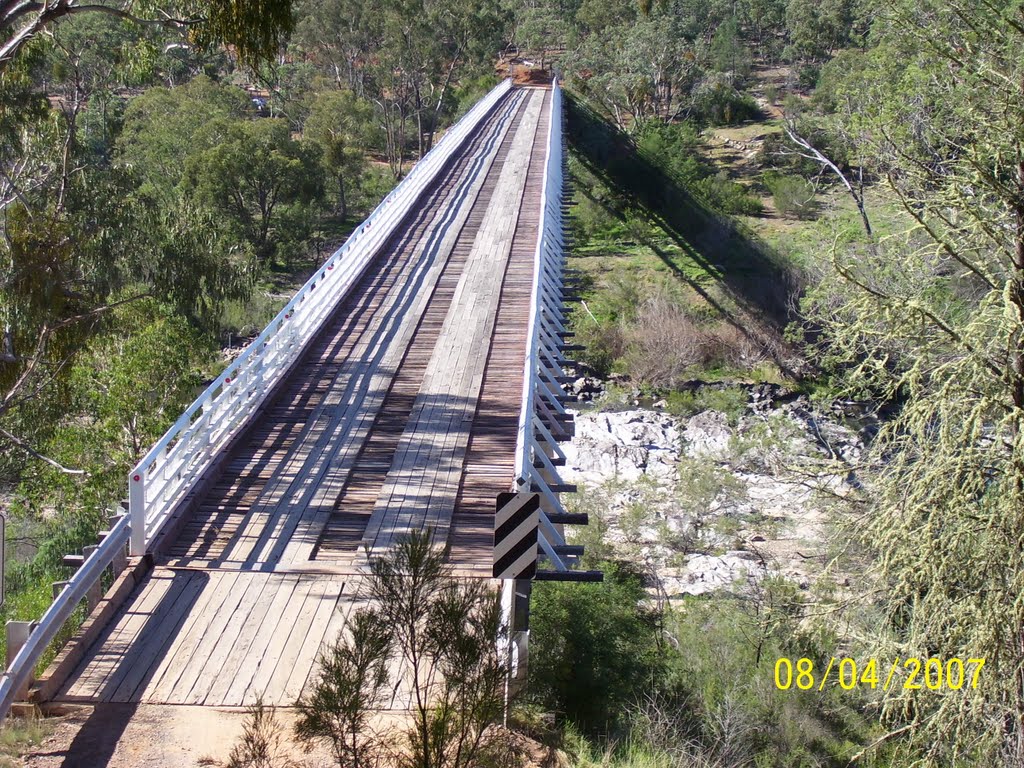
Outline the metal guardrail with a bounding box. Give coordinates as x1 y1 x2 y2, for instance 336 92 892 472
127 78 514 556
512 78 575 572
0 514 130 720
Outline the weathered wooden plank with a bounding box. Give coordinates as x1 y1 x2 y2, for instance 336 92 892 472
219 574 304 706
139 569 238 702
242 577 320 706
172 572 264 704
279 579 347 703
361 89 546 558
200 573 298 706
153 572 257 703
61 569 179 701
105 571 206 702
182 572 274 705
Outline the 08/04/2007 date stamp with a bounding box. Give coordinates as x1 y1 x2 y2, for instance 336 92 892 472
774 657 985 692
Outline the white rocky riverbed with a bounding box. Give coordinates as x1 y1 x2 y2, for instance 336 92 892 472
558 392 866 599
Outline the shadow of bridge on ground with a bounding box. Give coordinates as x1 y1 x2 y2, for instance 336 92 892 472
565 95 804 376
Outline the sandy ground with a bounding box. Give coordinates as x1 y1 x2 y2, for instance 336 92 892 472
18 705 548 768
20 704 336 768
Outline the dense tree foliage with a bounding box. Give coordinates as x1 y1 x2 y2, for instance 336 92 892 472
294 0 510 176
528 563 665 730
0 0 294 72
184 119 323 264
796 1 1024 763
303 90 377 218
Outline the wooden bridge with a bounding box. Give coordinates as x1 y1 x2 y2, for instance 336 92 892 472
0 79 592 719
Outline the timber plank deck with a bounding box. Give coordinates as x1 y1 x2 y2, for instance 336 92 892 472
55 85 555 708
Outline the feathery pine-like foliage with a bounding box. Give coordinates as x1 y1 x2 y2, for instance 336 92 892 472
296 531 514 768
803 1 1024 763
294 609 393 768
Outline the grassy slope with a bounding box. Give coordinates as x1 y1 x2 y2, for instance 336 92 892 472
565 66 909 394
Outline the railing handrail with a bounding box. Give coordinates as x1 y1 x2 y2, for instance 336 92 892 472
514 79 561 485
0 514 130 721
128 78 513 555
512 78 572 573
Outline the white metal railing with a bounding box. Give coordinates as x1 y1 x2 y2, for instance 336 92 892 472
0 514 130 720
128 78 514 555
512 78 573 571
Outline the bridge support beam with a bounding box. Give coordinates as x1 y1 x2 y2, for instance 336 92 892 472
500 578 533 704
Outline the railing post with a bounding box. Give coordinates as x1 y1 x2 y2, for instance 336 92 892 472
129 470 146 556
5 622 32 701
109 514 128 574
82 547 102 611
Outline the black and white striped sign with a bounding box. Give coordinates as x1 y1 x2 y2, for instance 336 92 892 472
493 492 540 580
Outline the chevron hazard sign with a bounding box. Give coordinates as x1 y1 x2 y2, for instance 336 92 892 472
493 492 540 579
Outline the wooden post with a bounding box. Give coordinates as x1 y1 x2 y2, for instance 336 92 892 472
83 547 102 611
109 515 128 574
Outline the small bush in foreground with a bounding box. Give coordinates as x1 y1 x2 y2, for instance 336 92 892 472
765 174 817 219
227 701 297 768
295 530 515 768
694 173 764 216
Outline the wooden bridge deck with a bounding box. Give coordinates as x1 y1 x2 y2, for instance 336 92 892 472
56 85 552 706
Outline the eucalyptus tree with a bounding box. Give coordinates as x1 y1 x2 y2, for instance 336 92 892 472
565 8 699 128
783 0 857 63
740 0 787 60
293 0 381 94
0 0 294 73
183 118 324 265
304 89 378 218
294 0 509 177
0 5 288 470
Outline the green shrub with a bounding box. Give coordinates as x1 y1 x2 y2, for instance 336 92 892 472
765 173 817 219
692 78 760 126
797 63 821 89
664 385 749 424
226 701 295 768
571 317 625 378
0 716 52 768
694 172 764 216
636 121 706 187
528 561 668 732
571 193 623 246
